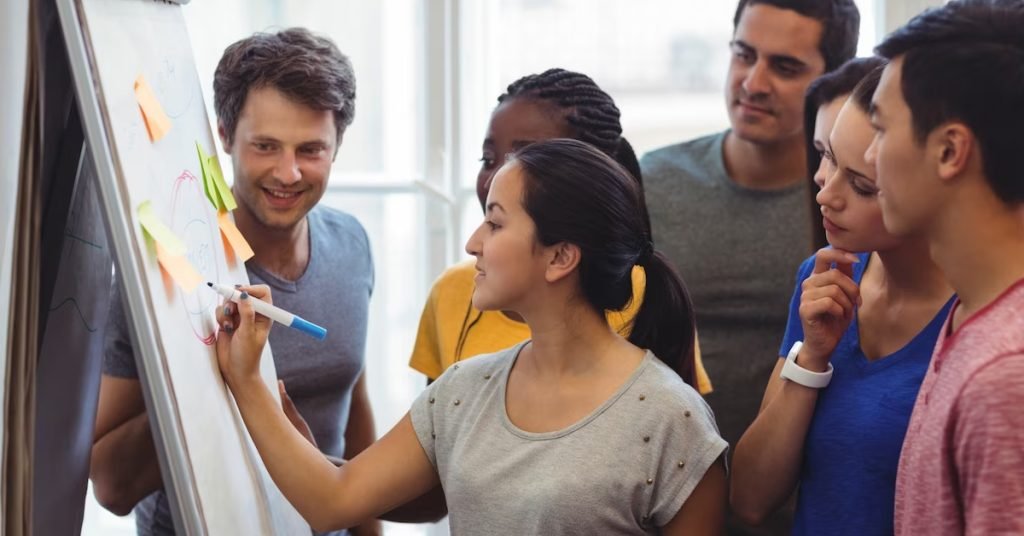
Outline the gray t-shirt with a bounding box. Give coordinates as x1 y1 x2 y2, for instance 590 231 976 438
640 131 810 452
410 342 727 535
104 206 373 536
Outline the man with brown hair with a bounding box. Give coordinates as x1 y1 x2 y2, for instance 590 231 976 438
90 28 380 536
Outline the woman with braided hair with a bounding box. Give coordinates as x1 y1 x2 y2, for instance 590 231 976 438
409 68 713 394
216 139 728 533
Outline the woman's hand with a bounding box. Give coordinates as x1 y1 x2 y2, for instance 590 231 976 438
215 284 274 388
797 248 861 371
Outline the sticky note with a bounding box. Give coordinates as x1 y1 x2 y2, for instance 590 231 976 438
156 243 202 293
206 154 237 211
217 209 254 262
137 201 185 255
195 141 238 212
196 142 218 208
134 75 172 142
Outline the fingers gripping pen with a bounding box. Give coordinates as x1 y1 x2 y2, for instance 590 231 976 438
208 282 327 340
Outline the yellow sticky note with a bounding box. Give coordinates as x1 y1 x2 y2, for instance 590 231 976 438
196 142 218 208
217 209 254 262
206 154 237 211
156 243 203 293
137 201 186 255
134 75 172 142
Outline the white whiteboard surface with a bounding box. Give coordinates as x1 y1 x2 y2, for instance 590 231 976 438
58 0 309 533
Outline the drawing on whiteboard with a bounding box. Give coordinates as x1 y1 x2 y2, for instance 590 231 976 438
151 55 196 119
171 169 220 344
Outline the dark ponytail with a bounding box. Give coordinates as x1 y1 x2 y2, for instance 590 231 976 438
514 139 697 387
632 250 696 387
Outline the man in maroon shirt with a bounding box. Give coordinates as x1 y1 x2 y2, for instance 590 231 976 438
865 1 1024 534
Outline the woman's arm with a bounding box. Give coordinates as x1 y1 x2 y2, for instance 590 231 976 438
729 248 861 525
217 286 439 532
728 359 819 525
662 455 727 535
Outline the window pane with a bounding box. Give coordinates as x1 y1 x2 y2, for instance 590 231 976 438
490 0 876 155
183 0 423 184
459 0 878 246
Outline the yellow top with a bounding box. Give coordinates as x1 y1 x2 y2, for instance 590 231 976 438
408 260 713 395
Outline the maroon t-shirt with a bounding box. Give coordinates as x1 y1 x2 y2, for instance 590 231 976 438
895 279 1024 535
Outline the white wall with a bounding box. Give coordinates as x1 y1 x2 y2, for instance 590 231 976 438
880 0 947 34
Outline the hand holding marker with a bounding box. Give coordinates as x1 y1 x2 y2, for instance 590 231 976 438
208 282 327 340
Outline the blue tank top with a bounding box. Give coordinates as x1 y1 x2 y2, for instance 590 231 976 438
778 252 954 536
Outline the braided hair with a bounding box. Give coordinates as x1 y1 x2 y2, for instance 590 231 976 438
498 69 650 234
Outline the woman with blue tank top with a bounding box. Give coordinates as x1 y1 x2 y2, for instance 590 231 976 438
729 63 955 535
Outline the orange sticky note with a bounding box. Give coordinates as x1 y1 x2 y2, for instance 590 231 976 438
217 209 254 262
134 74 172 142
156 243 203 293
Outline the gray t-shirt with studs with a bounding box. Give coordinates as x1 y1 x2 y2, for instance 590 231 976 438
410 342 727 535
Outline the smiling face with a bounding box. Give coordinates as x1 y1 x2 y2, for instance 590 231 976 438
476 97 570 209
220 86 338 232
816 99 901 252
726 3 826 146
465 162 553 312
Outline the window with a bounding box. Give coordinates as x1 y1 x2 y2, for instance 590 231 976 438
455 0 878 247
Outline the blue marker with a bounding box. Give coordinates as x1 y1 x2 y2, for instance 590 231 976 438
208 282 327 340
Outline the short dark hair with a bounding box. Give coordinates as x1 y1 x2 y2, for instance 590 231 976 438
876 0 1024 204
512 139 697 387
734 0 860 72
849 65 883 114
214 27 356 146
804 57 886 249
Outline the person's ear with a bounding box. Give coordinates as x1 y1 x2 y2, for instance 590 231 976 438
217 121 233 154
545 242 581 284
934 122 974 183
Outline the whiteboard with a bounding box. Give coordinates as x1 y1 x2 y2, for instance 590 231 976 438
56 0 309 533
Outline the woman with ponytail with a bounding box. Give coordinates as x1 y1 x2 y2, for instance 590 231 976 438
408 68 712 394
215 139 728 534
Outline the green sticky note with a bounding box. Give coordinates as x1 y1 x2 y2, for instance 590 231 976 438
196 142 218 209
206 154 237 212
137 200 186 255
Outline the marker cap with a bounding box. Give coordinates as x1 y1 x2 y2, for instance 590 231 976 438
291 317 327 341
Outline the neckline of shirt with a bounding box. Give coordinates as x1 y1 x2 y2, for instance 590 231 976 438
245 211 320 293
498 342 654 441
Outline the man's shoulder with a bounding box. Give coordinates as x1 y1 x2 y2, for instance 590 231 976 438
309 206 369 249
640 131 726 187
310 205 364 233
641 131 725 167
959 352 1024 407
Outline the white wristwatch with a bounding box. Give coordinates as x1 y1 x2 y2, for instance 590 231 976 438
780 341 833 389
